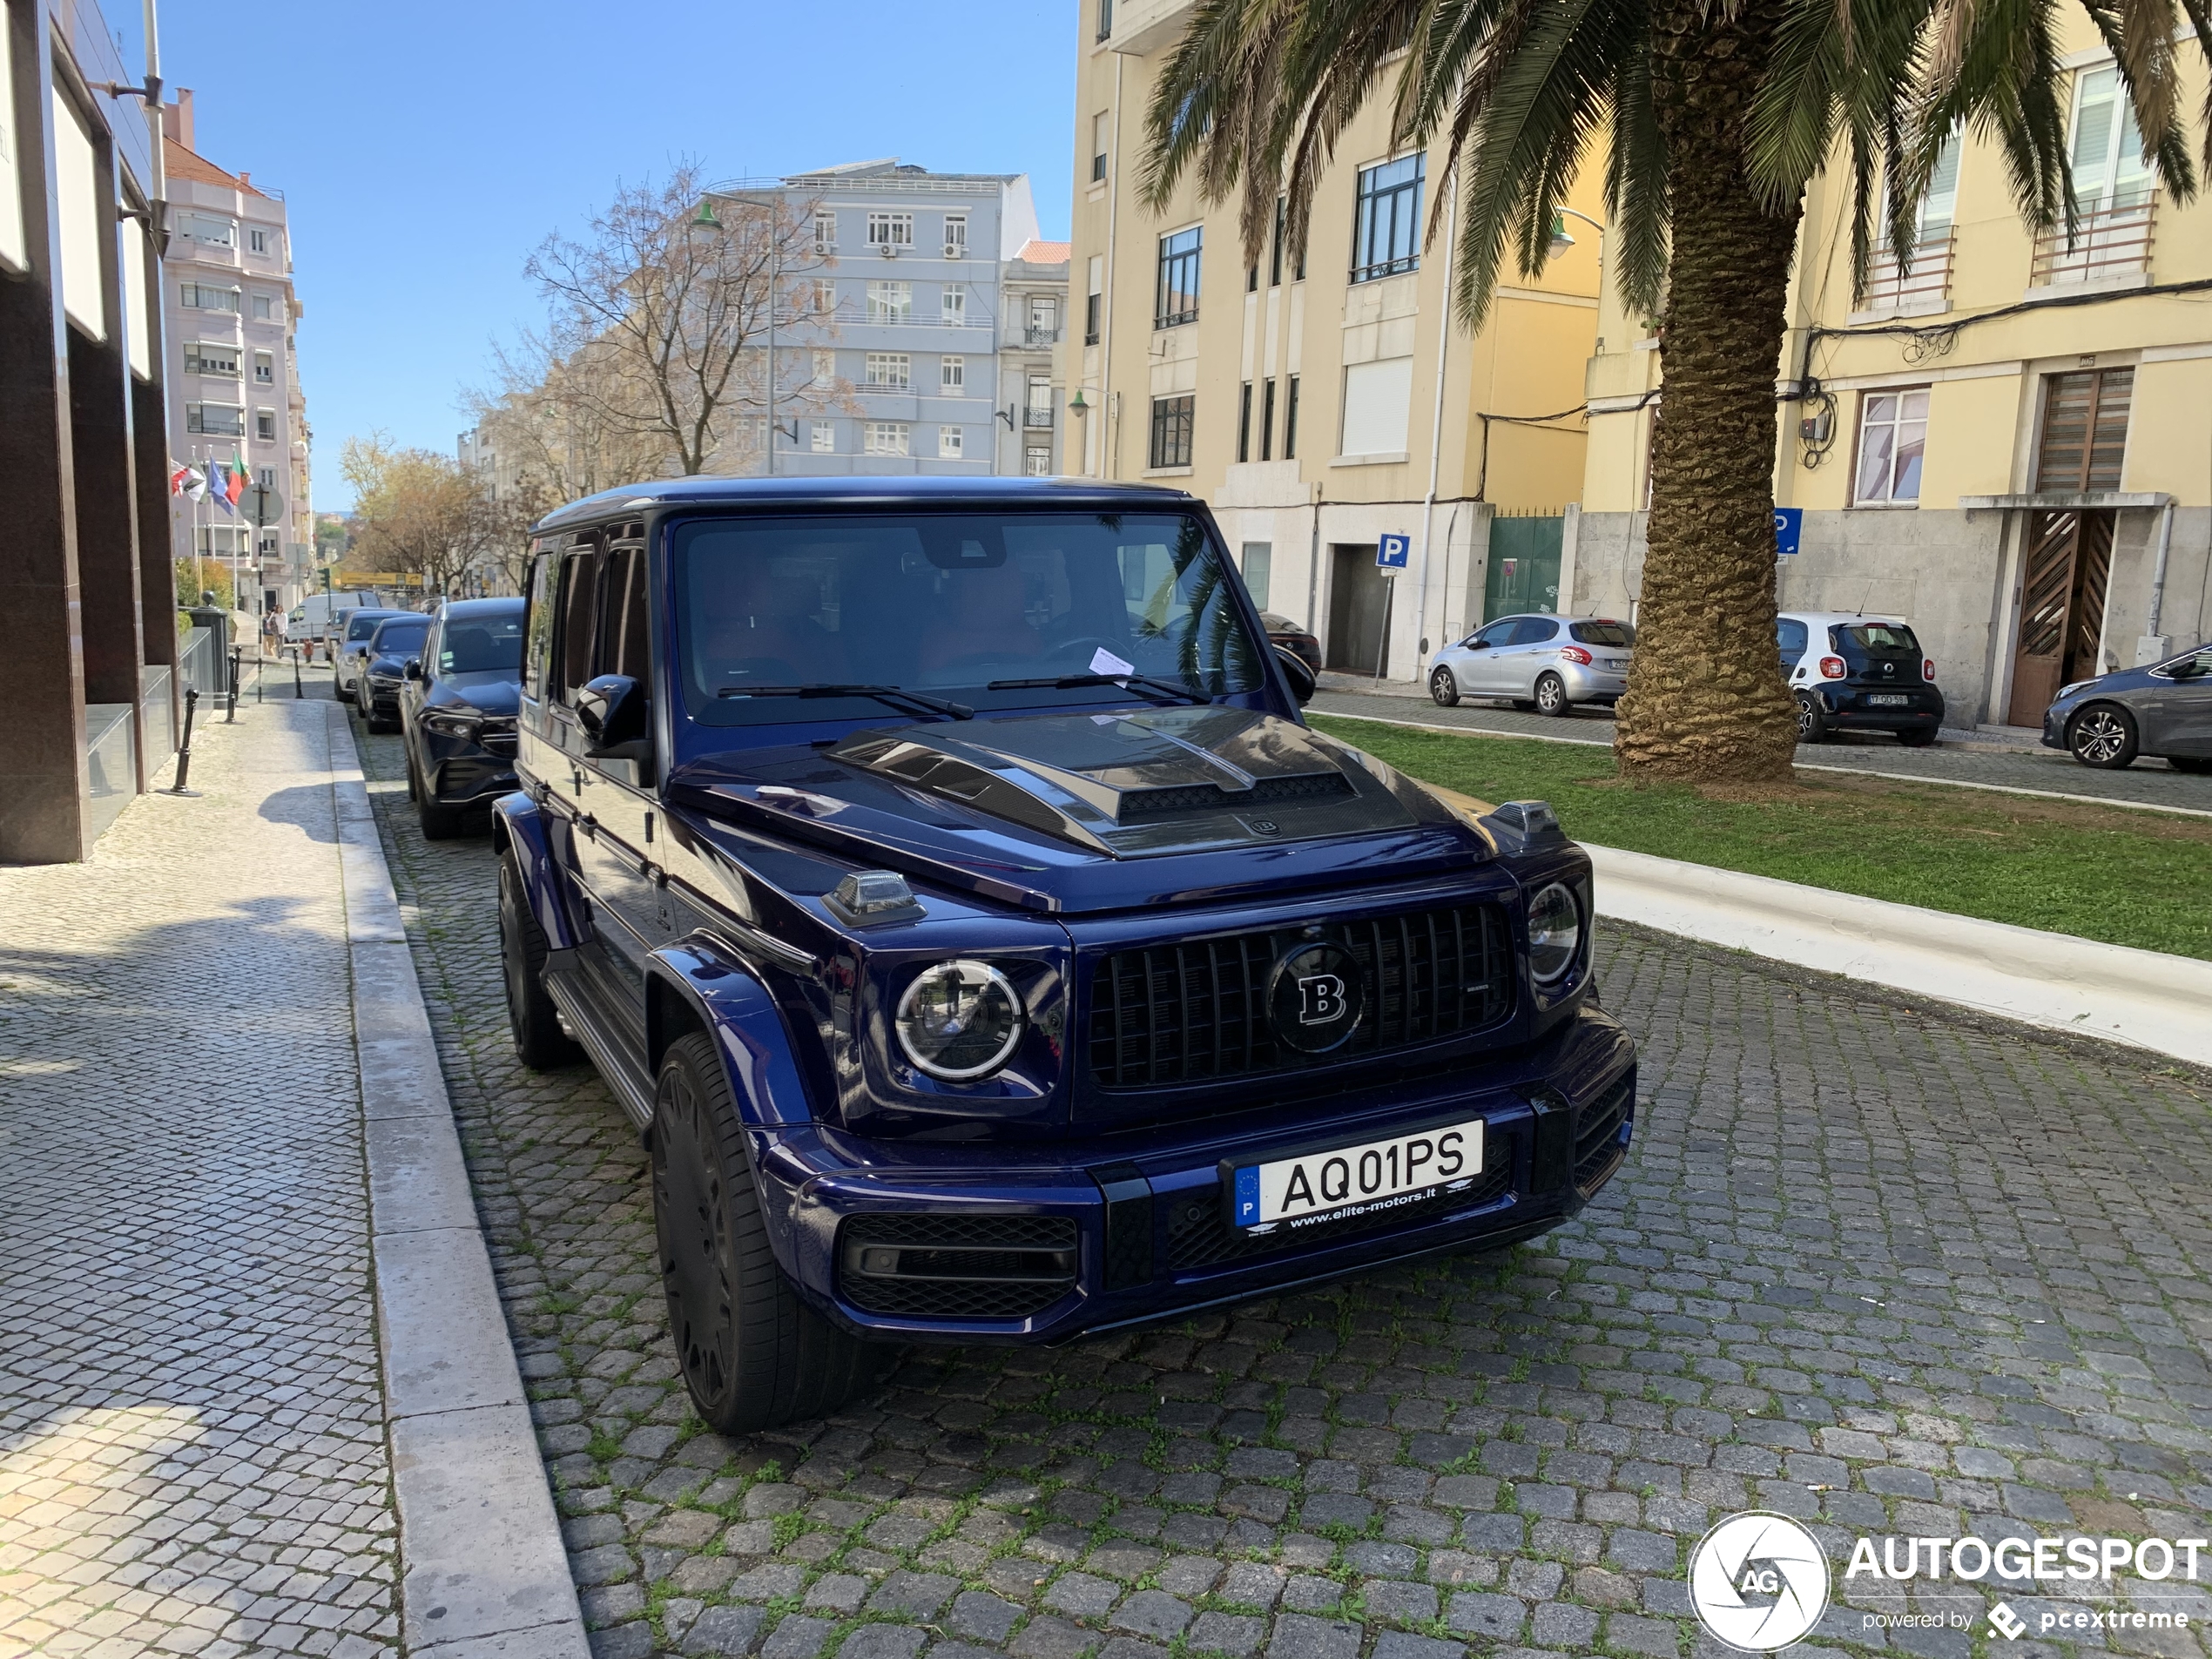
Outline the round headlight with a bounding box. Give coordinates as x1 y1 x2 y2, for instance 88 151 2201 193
895 960 1026 1081
1527 882 1582 986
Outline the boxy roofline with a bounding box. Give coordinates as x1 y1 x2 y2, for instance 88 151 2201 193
531 475 1196 536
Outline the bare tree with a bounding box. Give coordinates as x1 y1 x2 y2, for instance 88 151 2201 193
342 434 501 598
523 162 843 476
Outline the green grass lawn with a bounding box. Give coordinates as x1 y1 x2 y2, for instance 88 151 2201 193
1311 713 2212 961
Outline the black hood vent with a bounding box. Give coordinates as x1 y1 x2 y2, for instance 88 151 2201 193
1116 771 1354 823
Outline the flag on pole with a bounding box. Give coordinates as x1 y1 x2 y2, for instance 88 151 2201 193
170 462 192 496
227 448 249 511
208 461 233 515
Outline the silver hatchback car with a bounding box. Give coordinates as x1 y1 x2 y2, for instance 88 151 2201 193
1429 614 1635 715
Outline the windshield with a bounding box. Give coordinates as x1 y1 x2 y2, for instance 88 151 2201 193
371 621 428 658
672 511 1263 725
1569 621 1634 646
441 611 525 675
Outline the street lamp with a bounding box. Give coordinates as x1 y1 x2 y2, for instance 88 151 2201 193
1548 206 1607 257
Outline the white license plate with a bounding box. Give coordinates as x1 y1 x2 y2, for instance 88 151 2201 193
1602 657 1629 670
1864 693 1910 706
1231 1118 1485 1232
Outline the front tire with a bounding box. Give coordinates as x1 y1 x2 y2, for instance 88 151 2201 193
1428 666 1460 707
1534 672 1570 717
2067 705 2138 769
1794 691 1830 745
500 852 582 1069
652 1032 893 1433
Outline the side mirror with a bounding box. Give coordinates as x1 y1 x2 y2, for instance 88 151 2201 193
1273 645 1317 707
577 672 651 759
403 658 424 681
1466 637 1489 651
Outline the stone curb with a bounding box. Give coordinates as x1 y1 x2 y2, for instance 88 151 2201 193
1586 840 2212 1069
327 703 590 1659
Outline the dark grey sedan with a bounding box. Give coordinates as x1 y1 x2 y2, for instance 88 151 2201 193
2042 643 2212 771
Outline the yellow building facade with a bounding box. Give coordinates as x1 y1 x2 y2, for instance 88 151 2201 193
1576 21 2212 728
1060 0 1605 680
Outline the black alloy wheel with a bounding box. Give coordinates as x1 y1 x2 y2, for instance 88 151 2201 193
1429 666 1460 707
1794 691 1830 745
2067 705 2138 770
1534 671 1570 717
651 1032 892 1433
499 852 581 1069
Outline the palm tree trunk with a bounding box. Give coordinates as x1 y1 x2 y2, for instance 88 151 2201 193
1613 0 1804 783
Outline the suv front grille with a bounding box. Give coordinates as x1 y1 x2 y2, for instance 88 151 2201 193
1164 1155 1516 1272
838 1213 1077 1320
1089 903 1514 1089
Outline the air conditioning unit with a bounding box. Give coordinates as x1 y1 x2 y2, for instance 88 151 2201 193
944 244 965 260
879 244 900 259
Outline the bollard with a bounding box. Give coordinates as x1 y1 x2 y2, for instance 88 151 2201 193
293 648 304 699
167 687 202 796
227 648 241 722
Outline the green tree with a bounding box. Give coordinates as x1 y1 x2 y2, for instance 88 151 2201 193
1141 0 2212 782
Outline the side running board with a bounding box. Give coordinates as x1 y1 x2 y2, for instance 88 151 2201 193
543 962 656 1130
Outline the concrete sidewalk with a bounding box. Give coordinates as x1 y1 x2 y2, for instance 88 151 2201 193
0 685 580 1657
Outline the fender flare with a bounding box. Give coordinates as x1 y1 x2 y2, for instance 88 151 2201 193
645 935 822 1290
489 791 582 952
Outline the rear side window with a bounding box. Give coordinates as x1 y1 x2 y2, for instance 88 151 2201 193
523 550 556 698
1838 623 1919 654
553 545 604 705
1569 621 1632 646
1512 617 1560 644
1777 618 1809 660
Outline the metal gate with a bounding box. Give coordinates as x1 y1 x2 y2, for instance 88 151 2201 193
1483 513 1564 622
2007 509 2113 726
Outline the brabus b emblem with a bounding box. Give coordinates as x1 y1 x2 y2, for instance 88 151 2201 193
1269 941 1365 1054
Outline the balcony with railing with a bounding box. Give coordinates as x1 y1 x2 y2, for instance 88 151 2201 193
2032 194 2155 287
1022 325 1062 348
1858 228 1954 315
1023 405 1055 428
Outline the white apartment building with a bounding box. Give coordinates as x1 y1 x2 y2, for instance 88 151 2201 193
159 91 312 613
998 239 1069 476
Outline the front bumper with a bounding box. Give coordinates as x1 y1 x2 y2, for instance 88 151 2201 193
748 1004 1635 1345
365 678 403 717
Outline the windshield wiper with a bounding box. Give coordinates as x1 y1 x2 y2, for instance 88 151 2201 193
718 683 974 719
986 671 1206 705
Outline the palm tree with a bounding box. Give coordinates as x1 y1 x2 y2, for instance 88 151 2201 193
1140 0 2212 782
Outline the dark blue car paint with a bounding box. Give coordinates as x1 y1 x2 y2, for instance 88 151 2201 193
507 477 1638 1345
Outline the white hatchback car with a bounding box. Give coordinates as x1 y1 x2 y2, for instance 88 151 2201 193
1429 614 1635 715
1778 611 1946 745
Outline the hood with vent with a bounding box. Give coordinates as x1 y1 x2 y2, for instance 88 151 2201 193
825 706 1419 856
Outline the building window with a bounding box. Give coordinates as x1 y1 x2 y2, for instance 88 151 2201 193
258 466 278 489
255 408 277 442
865 352 911 388
1096 0 1112 39
2033 368 2133 491
1284 374 1300 459
942 215 968 259
1026 447 1052 476
181 282 239 312
812 278 838 314
1270 198 1286 287
1238 381 1253 462
1260 378 1278 462
1025 374 1054 427
1149 395 1194 469
867 280 912 321
812 348 837 386
1352 154 1425 282
1155 226 1201 328
252 293 275 321
1092 112 1110 183
864 421 910 456
813 210 837 252
812 421 836 453
185 401 243 435
253 349 273 384
1242 543 1272 610
867 212 914 250
185 341 239 376
941 287 967 326
259 531 280 557
1086 254 1103 344
2070 64 2156 210
179 212 233 247
1028 295 1057 341
248 226 270 254
941 354 965 392
1853 388 1928 504
939 425 964 458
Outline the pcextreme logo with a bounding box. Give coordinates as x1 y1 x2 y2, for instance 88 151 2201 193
1688 1513 1831 1651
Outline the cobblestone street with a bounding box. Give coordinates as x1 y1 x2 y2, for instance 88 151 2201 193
354 715 2212 1659
0 693 399 1658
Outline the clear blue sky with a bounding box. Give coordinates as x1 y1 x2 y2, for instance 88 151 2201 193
120 2 1076 510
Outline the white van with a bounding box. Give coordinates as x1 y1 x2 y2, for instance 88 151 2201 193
285 590 383 646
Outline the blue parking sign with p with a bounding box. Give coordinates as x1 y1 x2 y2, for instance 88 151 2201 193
1772 507 1804 557
1377 533 1412 570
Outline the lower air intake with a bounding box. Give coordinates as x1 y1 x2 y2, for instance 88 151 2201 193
1574 1073 1634 1190
839 1213 1078 1319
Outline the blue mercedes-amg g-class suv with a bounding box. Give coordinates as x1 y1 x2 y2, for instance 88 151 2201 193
496 477 1635 1431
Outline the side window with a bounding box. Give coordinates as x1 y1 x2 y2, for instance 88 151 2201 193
523 552 556 698
601 546 652 685
1513 617 1561 645
553 544 604 707
1473 620 1518 648
1777 617 1809 662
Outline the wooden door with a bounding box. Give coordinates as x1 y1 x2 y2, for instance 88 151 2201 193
2007 510 2114 726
